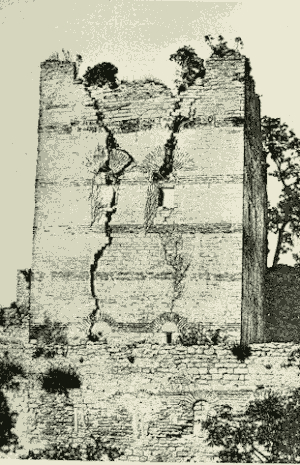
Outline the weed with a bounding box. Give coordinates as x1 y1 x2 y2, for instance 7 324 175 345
40 366 81 397
0 302 29 330
32 316 68 358
231 342 252 362
23 443 83 460
0 355 26 390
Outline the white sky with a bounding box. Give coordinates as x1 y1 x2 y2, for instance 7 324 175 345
0 0 299 306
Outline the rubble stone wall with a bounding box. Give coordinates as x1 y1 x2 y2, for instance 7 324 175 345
1 341 299 461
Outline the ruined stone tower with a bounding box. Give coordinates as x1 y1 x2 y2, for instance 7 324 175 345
30 54 267 345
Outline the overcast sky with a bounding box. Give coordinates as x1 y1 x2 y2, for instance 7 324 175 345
0 0 299 306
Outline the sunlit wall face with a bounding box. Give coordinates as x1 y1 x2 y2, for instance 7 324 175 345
1 1 299 306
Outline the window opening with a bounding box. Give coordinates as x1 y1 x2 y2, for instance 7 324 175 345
158 186 174 209
166 332 172 344
158 188 164 207
193 400 207 436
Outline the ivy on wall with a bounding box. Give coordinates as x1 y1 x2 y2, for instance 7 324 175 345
159 225 190 312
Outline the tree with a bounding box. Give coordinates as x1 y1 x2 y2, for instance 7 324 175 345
83 62 118 89
0 355 26 454
0 392 18 453
170 45 205 93
261 116 300 267
203 389 300 462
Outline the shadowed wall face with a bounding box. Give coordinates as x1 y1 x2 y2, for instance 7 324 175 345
30 56 266 343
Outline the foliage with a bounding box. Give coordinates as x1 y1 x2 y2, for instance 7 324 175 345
203 389 300 462
170 45 205 93
0 301 29 330
144 182 160 232
40 365 81 397
32 316 68 358
32 346 58 359
140 147 194 181
262 116 300 267
231 342 252 362
0 354 26 454
179 326 228 346
120 75 170 90
62 48 71 62
140 147 165 180
206 328 228 345
20 268 32 284
46 51 60 61
142 45 203 231
179 325 204 346
141 147 164 232
23 443 83 460
141 148 194 231
0 391 18 453
0 355 26 390
205 35 243 58
287 347 300 367
23 437 124 461
45 49 74 62
86 436 124 461
83 62 118 89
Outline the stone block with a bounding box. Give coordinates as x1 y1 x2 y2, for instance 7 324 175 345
233 367 249 374
223 373 240 380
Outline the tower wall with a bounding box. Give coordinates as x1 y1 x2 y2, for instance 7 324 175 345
31 56 266 343
241 68 267 343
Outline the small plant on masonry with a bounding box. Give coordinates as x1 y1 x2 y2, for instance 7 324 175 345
40 365 81 398
179 324 203 346
231 342 252 362
204 35 243 58
32 316 68 358
0 301 29 331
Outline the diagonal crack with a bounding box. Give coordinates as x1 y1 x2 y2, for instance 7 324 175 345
144 95 198 232
84 89 135 339
89 206 115 337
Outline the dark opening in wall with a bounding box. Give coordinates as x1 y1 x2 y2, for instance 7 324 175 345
158 186 175 209
158 188 164 207
193 400 207 436
166 332 172 344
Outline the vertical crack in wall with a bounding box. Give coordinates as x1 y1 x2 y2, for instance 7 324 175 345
142 53 206 232
144 94 198 232
155 96 191 181
85 94 135 338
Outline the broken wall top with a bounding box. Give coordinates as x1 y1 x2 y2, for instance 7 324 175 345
39 55 251 133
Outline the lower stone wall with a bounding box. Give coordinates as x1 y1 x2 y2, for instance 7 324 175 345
1 338 300 461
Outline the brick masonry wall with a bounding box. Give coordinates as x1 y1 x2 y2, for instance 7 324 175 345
2 340 300 461
31 55 264 343
16 270 30 308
